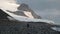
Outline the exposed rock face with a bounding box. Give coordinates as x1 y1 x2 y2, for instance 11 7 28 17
17 3 29 11
0 19 59 34
0 9 10 19
7 3 41 19
18 3 41 19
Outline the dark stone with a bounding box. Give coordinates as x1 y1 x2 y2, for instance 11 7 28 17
0 19 60 34
0 9 10 19
17 3 29 11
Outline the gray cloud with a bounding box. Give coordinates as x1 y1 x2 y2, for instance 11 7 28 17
0 0 19 11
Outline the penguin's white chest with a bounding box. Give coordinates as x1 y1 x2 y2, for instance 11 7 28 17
24 11 34 18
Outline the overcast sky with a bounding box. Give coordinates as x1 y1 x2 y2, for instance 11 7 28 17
16 0 60 24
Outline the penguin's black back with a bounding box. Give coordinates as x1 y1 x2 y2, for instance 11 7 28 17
0 9 10 19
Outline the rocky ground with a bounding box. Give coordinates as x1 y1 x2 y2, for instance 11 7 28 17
0 19 60 34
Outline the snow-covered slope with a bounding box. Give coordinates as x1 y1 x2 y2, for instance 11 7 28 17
7 3 41 19
17 3 41 19
1 8 54 24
